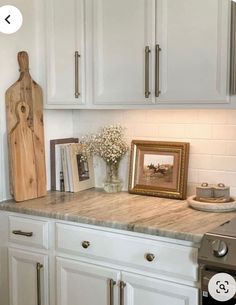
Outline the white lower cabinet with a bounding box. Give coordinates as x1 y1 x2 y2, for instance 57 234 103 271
56 257 198 305
8 248 49 305
57 257 120 305
122 272 198 305
5 213 199 305
56 222 199 305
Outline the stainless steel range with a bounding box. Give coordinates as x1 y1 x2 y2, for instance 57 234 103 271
198 219 236 305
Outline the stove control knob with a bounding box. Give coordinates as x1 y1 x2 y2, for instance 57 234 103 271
212 239 228 257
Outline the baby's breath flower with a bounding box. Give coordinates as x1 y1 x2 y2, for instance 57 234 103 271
80 125 128 164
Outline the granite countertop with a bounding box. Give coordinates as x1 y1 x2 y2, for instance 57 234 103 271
1 188 236 243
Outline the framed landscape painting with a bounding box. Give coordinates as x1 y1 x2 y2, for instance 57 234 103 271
128 140 190 199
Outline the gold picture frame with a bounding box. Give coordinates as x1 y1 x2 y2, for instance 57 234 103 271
128 140 190 200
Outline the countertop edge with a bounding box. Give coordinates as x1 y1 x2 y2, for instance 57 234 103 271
0 204 203 244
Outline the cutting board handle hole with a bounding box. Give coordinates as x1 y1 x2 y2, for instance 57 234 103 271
21 105 26 113
16 102 30 120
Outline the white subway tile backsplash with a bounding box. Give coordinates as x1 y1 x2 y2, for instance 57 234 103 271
73 109 236 196
230 187 236 196
206 141 228 155
187 184 198 196
226 141 236 156
185 124 212 139
171 110 198 124
212 125 236 140
211 156 236 172
189 154 212 170
145 110 176 124
197 110 228 124
198 170 236 187
78 110 124 125
188 169 198 184
159 124 187 138
123 110 148 124
190 140 227 155
226 110 236 124
197 170 222 185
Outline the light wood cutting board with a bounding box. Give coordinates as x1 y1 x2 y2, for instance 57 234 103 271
6 51 46 202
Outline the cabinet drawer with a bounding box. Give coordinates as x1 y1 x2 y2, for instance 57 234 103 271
56 223 198 282
9 216 49 249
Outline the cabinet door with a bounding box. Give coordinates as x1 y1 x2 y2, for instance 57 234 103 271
122 272 198 305
89 0 155 105
156 0 230 104
57 257 120 305
45 0 85 107
8 248 48 305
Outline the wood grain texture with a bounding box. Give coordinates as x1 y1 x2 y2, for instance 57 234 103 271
6 51 46 201
1 189 236 243
10 102 37 201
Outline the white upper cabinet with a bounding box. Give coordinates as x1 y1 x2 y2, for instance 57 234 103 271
156 0 230 104
89 0 230 106
88 0 155 105
45 0 86 107
44 0 231 108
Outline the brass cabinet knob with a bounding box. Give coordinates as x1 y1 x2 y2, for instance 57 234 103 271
145 253 155 262
81 240 90 249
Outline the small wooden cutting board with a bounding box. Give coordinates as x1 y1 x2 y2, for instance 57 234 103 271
6 51 46 201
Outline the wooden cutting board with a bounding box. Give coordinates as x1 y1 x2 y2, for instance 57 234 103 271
6 51 46 202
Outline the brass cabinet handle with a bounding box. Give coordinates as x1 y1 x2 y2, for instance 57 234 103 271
36 263 43 305
145 46 151 98
155 44 161 97
145 253 155 262
109 279 116 305
75 51 80 98
81 240 90 249
12 230 33 237
119 281 126 305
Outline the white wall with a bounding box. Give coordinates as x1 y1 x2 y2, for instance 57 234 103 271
0 0 73 200
73 109 236 196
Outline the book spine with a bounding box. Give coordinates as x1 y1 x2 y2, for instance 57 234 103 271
61 145 69 192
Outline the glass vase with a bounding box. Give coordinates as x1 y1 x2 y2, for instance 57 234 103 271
103 161 123 193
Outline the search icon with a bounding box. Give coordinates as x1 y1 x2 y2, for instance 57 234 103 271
219 284 226 291
209 273 236 302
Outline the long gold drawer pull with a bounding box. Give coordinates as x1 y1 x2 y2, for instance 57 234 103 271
75 51 80 98
36 263 43 305
12 230 33 237
155 44 161 97
109 279 116 305
145 46 151 98
81 240 90 249
119 281 126 305
145 253 155 262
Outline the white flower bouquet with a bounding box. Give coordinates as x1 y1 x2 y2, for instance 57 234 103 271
80 125 128 192
80 125 128 164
